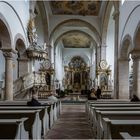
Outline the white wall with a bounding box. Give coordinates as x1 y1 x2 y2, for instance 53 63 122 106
106 7 115 84
119 1 140 46
63 48 92 66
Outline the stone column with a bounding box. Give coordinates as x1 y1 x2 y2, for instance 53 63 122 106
118 58 129 99
113 10 119 99
101 43 107 60
131 51 140 98
2 49 16 100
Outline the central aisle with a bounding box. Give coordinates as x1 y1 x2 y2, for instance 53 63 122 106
45 103 93 139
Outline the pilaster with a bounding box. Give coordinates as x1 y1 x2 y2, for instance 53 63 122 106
113 10 120 99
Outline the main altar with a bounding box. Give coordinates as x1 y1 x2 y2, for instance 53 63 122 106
64 56 90 92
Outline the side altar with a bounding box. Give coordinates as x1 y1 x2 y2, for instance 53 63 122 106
96 60 113 98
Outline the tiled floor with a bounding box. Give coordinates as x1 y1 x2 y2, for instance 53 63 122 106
45 104 93 139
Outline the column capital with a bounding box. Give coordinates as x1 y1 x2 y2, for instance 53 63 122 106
113 10 120 20
1 48 17 59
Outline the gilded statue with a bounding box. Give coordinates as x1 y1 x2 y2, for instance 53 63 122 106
27 18 38 45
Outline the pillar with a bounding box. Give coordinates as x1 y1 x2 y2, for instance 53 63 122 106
101 43 107 60
118 58 129 99
2 49 16 100
113 10 119 99
97 44 101 67
131 51 140 98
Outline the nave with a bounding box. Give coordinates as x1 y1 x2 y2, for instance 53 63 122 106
46 104 93 139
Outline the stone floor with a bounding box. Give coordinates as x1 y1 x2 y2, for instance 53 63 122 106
45 104 93 139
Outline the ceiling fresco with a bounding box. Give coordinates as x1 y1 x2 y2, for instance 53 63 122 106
50 1 101 16
62 32 91 48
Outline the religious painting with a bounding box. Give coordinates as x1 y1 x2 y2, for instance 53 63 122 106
45 72 51 85
74 72 80 84
100 73 108 90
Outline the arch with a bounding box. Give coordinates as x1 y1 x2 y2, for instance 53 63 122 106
14 33 26 49
0 1 28 45
53 30 96 69
119 34 132 99
133 21 140 50
102 1 114 44
15 38 28 78
0 13 12 47
54 30 97 48
35 1 49 43
50 19 101 44
120 34 132 59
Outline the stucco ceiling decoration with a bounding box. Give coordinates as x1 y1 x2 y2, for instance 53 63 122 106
62 32 91 48
50 1 101 16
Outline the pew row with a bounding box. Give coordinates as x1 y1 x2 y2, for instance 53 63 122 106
0 110 41 139
120 132 140 139
0 106 49 137
97 110 140 139
103 118 140 139
90 107 140 138
0 118 28 139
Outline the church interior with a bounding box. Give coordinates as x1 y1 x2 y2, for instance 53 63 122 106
0 0 140 139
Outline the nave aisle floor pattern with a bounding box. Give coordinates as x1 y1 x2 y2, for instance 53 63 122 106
45 104 93 139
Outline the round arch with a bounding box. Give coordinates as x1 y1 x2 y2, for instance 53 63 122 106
54 30 97 48
53 30 97 73
120 34 133 59
49 19 101 44
14 37 28 79
119 34 133 99
133 21 140 50
0 13 12 47
35 1 49 43
102 1 114 44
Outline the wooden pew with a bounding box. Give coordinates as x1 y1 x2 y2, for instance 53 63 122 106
86 100 136 121
97 110 140 139
103 118 140 139
86 99 131 115
90 106 140 137
88 103 140 123
0 118 28 139
0 110 41 139
120 132 140 139
0 100 55 129
0 106 49 136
